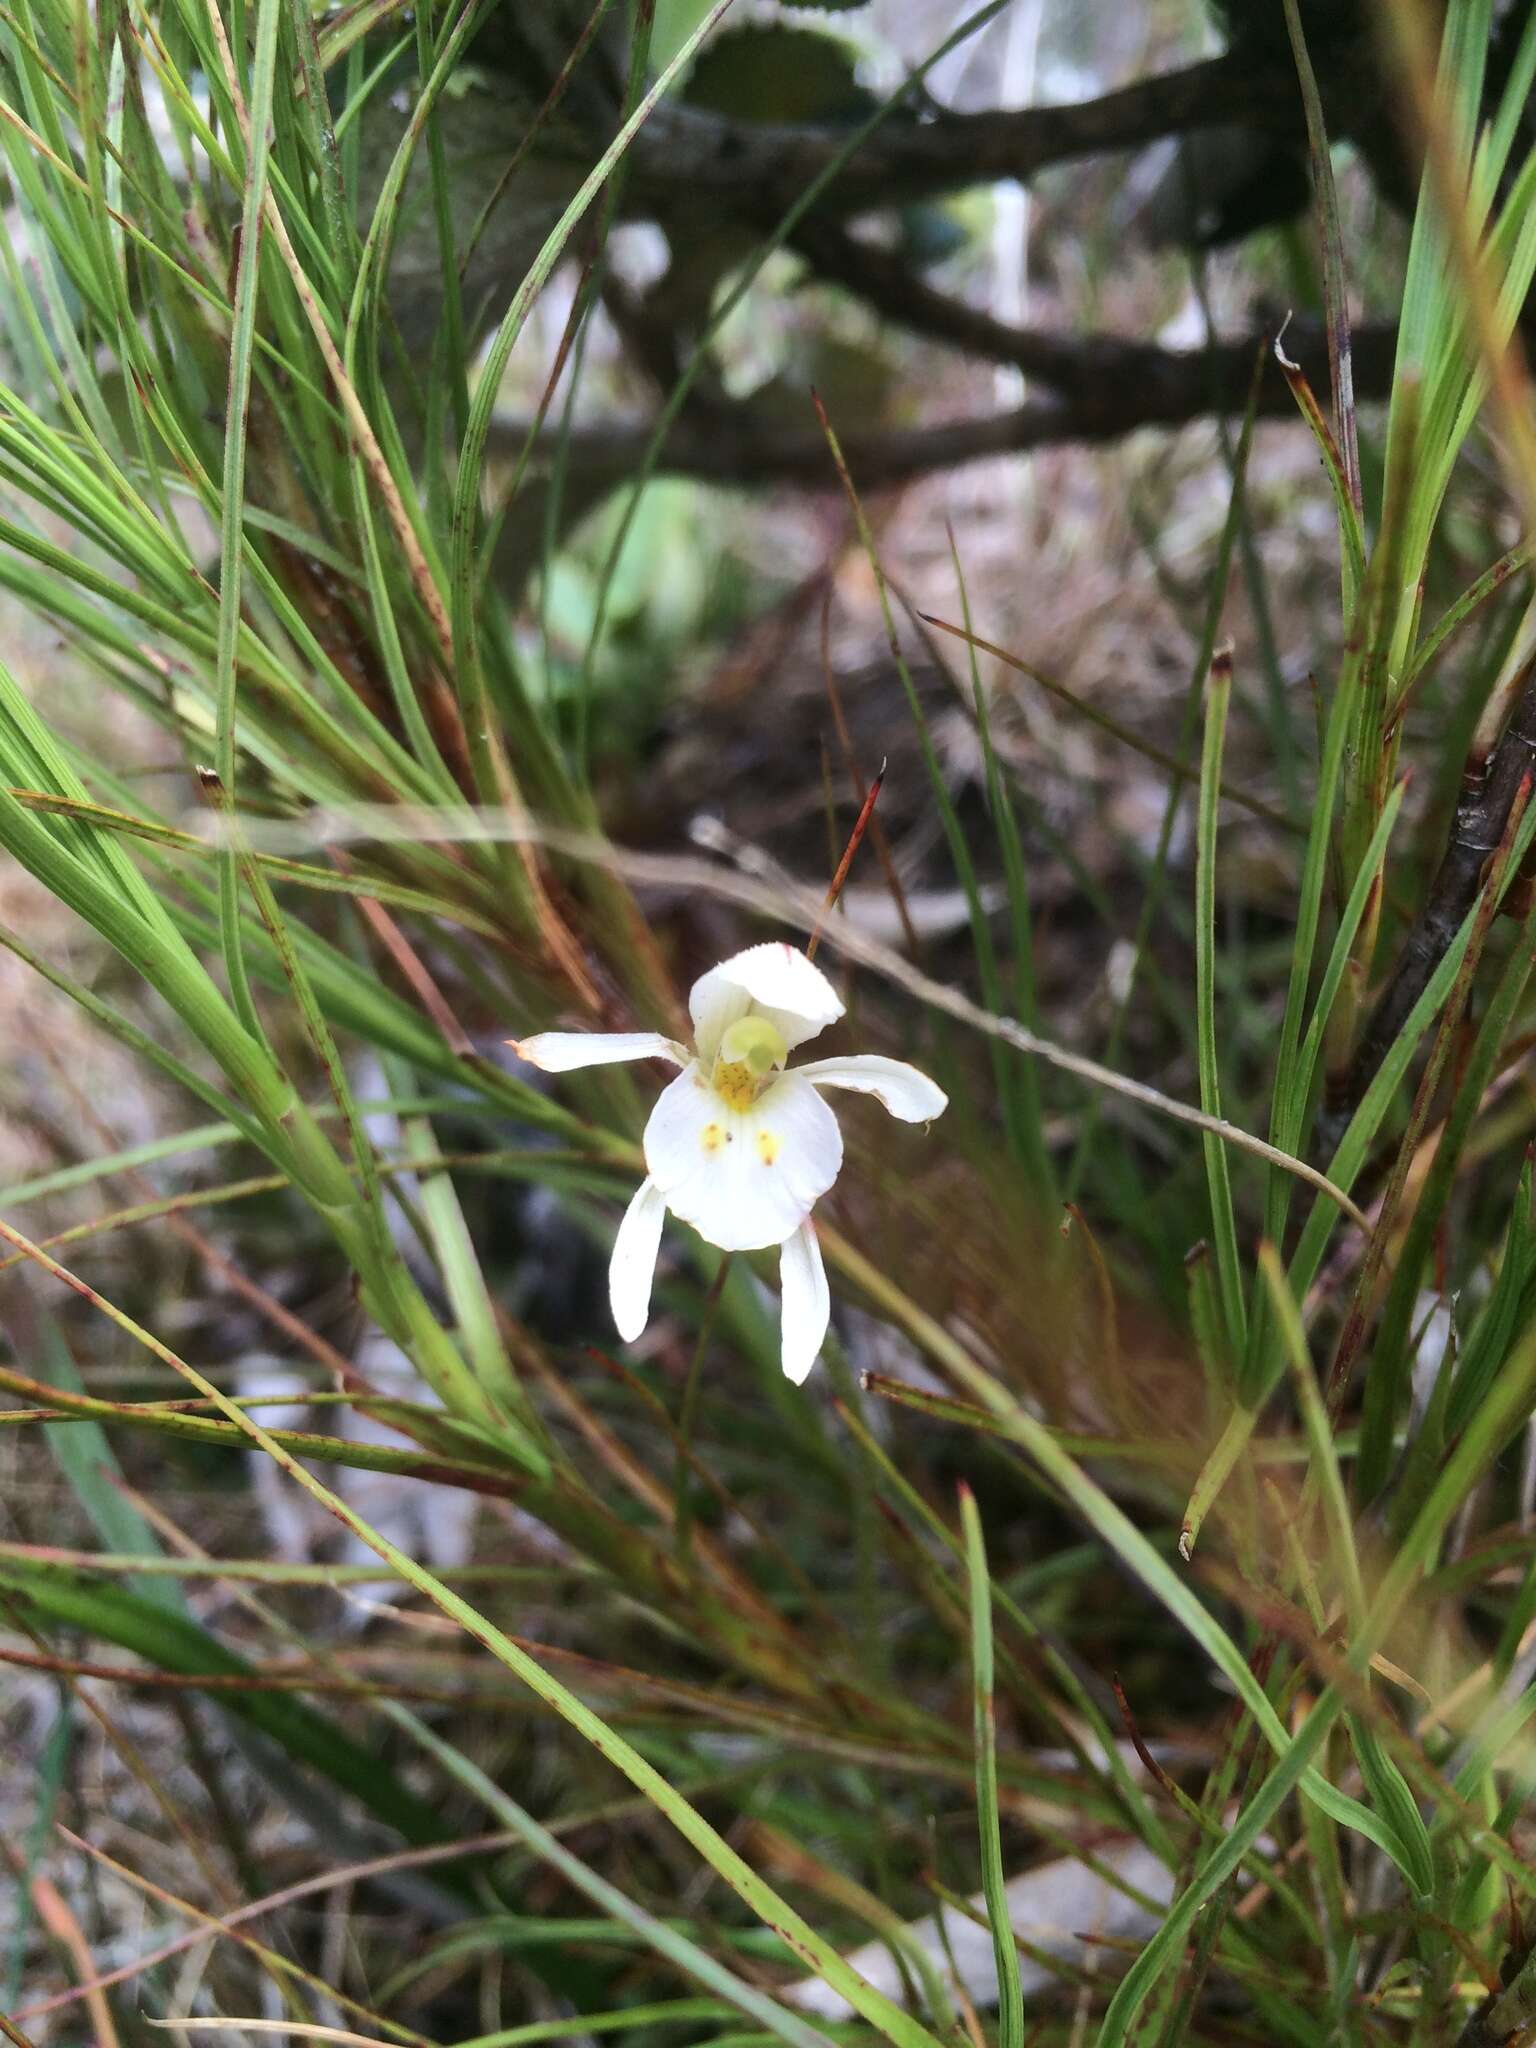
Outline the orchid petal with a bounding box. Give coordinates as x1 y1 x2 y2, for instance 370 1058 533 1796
609 1177 667 1342
780 1221 830 1384
795 1054 948 1122
643 1066 842 1252
689 942 844 1062
511 1031 688 1073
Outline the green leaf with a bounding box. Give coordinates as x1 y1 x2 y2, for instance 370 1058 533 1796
1447 1162 1536 1441
683 24 874 124
1351 1720 1435 1903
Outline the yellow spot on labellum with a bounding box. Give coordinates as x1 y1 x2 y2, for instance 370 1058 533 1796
756 1129 780 1166
713 1060 758 1112
713 1017 788 1111
701 1122 725 1154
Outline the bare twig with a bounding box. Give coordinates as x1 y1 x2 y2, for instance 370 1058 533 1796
622 49 1300 217
488 319 1398 500
789 220 1150 391
790 228 1387 417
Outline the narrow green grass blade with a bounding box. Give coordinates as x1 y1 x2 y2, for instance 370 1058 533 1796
1260 1246 1363 1609
958 1486 1023 2048
1282 0 1362 524
1285 778 1407 1154
1261 1249 1436 1901
1273 330 1366 617
1195 649 1246 1355
450 2004 737 2048
1405 538 1534 687
1445 1161 1536 1445
194 0 286 1048
1190 795 1536 1541
842 1405 1167 1843
33 1309 182 1614
0 1362 532 1493
390 1071 540 1432
1286 789 1536 1345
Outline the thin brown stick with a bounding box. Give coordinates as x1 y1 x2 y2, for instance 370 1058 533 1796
818 587 922 957
1111 1673 1190 1815
333 851 474 1056
807 762 885 962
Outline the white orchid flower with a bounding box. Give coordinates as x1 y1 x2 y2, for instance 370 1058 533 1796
512 942 947 1383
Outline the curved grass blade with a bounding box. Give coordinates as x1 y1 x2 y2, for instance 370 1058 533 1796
958 1486 1023 2048
1195 647 1246 1356
212 0 285 1045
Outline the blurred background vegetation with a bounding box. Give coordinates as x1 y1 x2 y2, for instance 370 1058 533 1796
8 1 1536 2043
